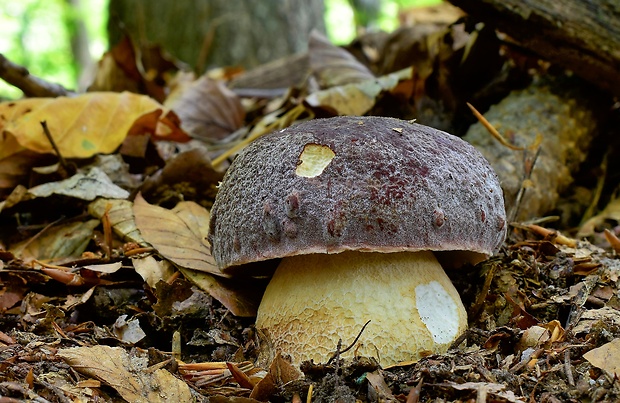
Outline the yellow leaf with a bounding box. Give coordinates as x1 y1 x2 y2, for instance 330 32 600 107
0 92 184 159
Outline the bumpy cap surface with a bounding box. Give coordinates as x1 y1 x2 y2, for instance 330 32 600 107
209 116 506 270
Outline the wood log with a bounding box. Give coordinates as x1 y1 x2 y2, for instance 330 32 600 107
448 0 620 96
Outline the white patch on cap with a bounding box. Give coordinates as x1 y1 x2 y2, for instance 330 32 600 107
295 144 335 178
415 281 460 344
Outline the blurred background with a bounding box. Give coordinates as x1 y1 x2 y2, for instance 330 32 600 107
0 0 441 99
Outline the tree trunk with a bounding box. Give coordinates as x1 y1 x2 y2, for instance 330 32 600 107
107 0 325 71
448 0 620 96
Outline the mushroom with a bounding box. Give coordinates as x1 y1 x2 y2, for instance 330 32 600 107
209 116 506 367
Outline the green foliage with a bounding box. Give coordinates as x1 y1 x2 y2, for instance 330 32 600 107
325 0 442 44
0 0 108 100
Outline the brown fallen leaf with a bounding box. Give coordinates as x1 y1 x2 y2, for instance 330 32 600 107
366 371 396 401
57 345 193 403
0 150 56 197
134 194 264 315
0 92 189 159
250 352 302 400
133 194 221 276
177 267 262 317
166 75 245 143
140 147 224 205
309 30 375 88
584 338 620 378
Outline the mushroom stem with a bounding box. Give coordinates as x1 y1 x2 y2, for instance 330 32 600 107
255 250 468 367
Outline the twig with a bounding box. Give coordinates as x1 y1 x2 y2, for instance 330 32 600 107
327 320 371 365
306 384 314 403
0 53 71 98
564 350 575 386
467 102 524 151
40 121 74 177
406 378 423 403
509 145 542 223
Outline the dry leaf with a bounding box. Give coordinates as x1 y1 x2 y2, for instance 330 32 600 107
309 30 375 88
140 147 224 203
0 168 129 214
58 345 193 403
132 255 175 288
0 92 187 159
178 267 261 317
10 219 99 262
366 371 396 401
0 150 55 196
113 315 147 344
578 197 620 237
166 75 245 142
250 352 302 400
584 338 620 378
133 195 221 275
88 199 146 245
83 262 123 274
304 67 413 116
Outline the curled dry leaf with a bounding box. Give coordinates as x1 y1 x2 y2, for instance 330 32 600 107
0 92 189 160
133 195 262 316
309 30 375 88
166 75 245 143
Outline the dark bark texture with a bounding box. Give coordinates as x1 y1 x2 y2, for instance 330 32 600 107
448 0 620 95
108 0 325 70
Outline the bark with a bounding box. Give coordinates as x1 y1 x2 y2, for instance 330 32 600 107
448 0 620 95
107 0 325 71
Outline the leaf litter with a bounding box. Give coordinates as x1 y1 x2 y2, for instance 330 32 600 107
1 8 620 403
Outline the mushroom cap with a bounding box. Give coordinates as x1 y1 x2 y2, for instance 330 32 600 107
209 116 506 270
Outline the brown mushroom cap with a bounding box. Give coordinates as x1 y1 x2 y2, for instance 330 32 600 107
209 116 506 270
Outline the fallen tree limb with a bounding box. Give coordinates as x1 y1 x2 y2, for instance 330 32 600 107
0 53 72 98
448 0 620 96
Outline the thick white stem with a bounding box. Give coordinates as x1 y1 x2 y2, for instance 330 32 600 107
256 250 468 367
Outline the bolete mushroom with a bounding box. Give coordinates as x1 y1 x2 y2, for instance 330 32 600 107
209 116 506 367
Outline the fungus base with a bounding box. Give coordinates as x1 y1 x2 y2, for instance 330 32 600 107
255 250 468 367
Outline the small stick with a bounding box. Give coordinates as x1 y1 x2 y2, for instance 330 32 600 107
40 121 73 176
327 320 371 365
406 378 423 403
564 350 575 386
604 229 620 254
101 203 113 260
467 102 524 151
306 384 314 403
